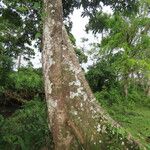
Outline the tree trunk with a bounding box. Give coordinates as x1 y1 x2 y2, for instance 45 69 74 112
124 81 128 98
123 73 129 98
42 0 141 149
17 54 22 70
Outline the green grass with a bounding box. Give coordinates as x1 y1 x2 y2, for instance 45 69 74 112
104 104 150 149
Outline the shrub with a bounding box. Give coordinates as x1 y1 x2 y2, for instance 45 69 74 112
0 100 52 150
95 88 124 106
0 67 44 104
8 68 43 92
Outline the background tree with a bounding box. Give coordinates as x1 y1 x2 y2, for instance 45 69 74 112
86 0 150 97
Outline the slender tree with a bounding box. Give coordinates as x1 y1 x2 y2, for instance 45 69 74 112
42 0 141 149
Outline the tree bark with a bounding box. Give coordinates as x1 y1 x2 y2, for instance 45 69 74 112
123 73 129 98
42 0 68 148
42 0 141 149
17 54 22 70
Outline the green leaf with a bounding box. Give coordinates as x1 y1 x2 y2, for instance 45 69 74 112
35 32 41 39
33 2 40 10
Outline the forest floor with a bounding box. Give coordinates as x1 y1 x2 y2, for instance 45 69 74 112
104 104 150 148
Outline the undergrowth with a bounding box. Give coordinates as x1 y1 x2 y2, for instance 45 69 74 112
95 88 150 149
0 99 52 150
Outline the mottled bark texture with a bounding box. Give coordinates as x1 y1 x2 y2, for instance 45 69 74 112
42 0 142 149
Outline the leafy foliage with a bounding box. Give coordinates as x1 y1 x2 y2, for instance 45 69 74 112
0 67 44 106
0 100 52 150
86 1 150 96
9 68 43 92
86 57 117 92
75 48 88 64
